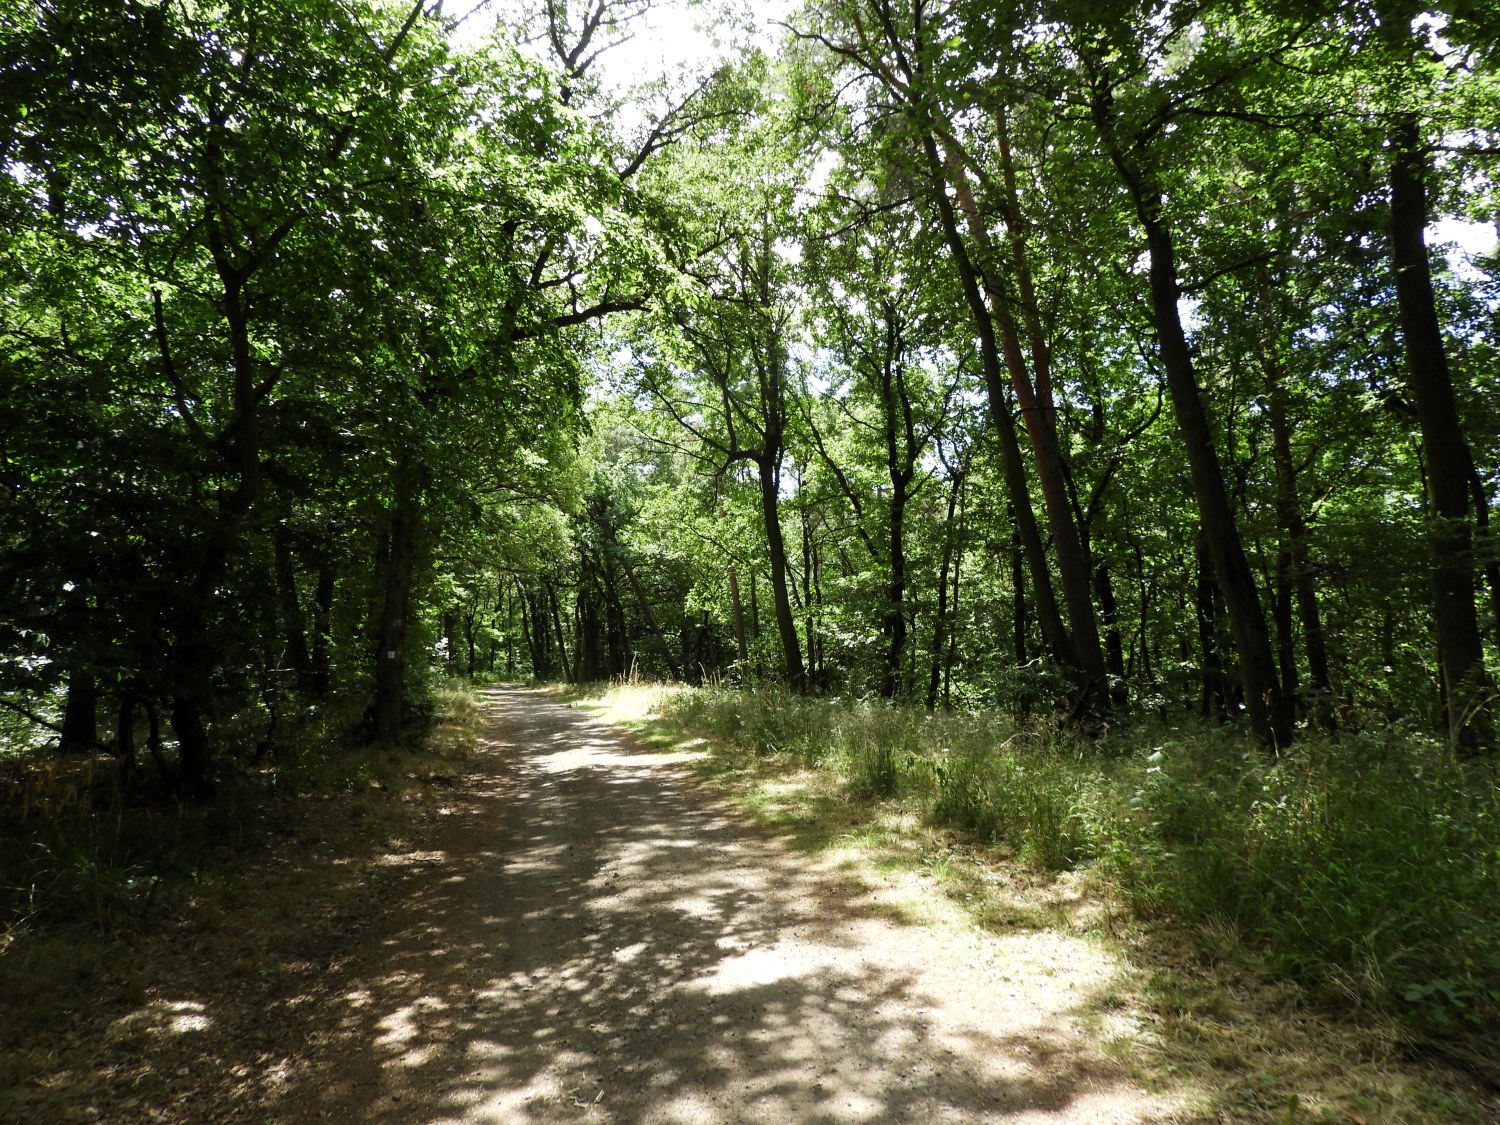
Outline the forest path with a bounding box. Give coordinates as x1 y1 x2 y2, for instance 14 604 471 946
323 686 1176 1125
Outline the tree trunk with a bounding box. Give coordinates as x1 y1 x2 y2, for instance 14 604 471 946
310 557 334 696
728 566 749 665
1011 524 1028 666
1389 117 1491 746
274 535 316 695
622 559 683 681
546 580 575 684
949 126 1110 714
927 468 963 711
1095 563 1129 708
1264 354 1334 727
1094 93 1291 746
1196 533 1227 720
758 453 807 691
371 505 419 741
58 666 97 754
917 131 1073 669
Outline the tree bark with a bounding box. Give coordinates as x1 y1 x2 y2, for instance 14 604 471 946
1389 116 1491 746
758 452 807 691
371 504 419 741
622 559 683 681
274 535 316 695
59 666 97 754
1263 352 1334 727
917 131 1072 669
728 566 749 665
1092 86 1291 746
546 579 575 684
927 467 963 711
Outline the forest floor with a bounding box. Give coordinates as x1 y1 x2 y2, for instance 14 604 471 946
1 685 1492 1125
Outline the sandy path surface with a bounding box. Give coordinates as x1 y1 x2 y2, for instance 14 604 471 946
317 686 1175 1125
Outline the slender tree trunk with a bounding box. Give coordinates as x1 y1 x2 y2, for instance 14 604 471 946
622 559 683 681
945 493 965 709
1094 92 1291 746
545 580 574 684
1263 354 1334 727
519 586 542 676
1466 456 1500 657
758 454 807 691
310 557 333 696
948 128 1109 714
371 505 419 741
917 133 1072 667
1095 563 1129 708
274 535 316 695
927 469 963 711
1389 117 1491 746
1011 525 1028 667
1196 533 1227 720
728 566 749 665
59 666 97 754
881 484 910 700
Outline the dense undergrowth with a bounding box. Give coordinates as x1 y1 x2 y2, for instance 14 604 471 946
659 688 1500 1046
0 685 479 937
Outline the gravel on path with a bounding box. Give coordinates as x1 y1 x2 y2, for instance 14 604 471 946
307 686 1177 1125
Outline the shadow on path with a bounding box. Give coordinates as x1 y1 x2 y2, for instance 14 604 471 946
298 687 1166 1125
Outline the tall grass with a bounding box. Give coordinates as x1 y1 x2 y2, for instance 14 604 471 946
661 688 1500 1035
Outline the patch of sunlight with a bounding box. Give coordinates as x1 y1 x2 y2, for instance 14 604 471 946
680 944 817 995
373 849 447 867
610 941 647 963
593 683 691 725
105 998 212 1044
375 994 451 1062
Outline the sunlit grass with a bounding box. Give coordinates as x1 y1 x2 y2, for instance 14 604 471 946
581 681 1499 1125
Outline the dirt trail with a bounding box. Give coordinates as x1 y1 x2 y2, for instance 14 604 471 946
305 686 1176 1125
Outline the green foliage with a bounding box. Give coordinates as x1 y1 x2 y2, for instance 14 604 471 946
663 686 1500 1036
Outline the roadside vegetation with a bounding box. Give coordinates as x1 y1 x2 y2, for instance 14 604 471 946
0 684 481 942
0 685 484 1122
583 681 1500 1123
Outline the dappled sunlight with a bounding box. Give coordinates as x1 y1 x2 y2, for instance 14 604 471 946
272 686 1181 1124
106 998 214 1044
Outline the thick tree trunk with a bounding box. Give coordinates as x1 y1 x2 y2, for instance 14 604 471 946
1389 117 1491 746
